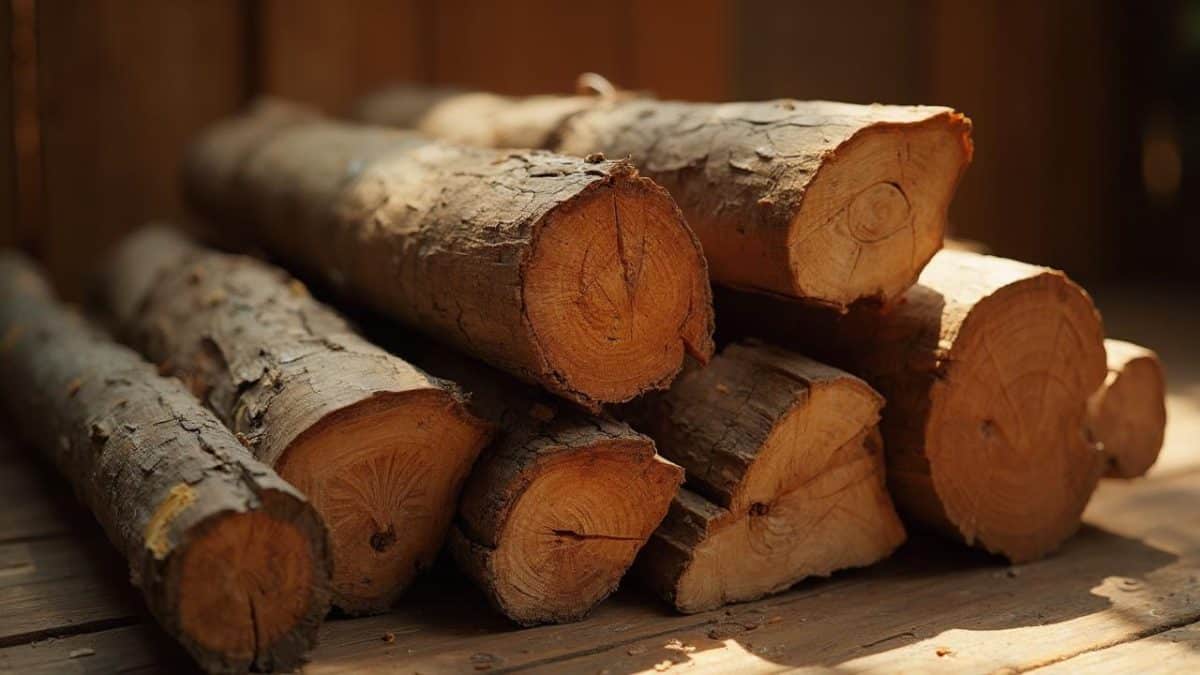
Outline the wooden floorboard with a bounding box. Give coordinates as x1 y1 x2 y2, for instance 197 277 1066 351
0 532 142 648
1031 619 1200 674
0 624 186 675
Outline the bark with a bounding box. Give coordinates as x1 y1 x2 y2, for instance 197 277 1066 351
1088 339 1166 479
621 340 905 613
376 334 683 625
0 253 331 674
715 250 1109 562
94 227 492 614
183 103 714 411
356 86 974 310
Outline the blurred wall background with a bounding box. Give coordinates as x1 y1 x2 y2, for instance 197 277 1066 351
3 0 1197 297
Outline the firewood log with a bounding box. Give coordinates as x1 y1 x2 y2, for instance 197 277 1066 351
621 340 905 613
375 335 682 625
183 102 715 411
714 250 1108 562
1088 339 1167 478
94 227 492 614
356 85 973 310
0 253 331 673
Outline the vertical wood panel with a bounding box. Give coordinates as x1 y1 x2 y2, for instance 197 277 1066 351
1 0 13 246
628 0 732 101
36 0 247 298
258 0 429 114
733 0 929 104
10 0 41 256
431 0 630 94
927 0 1118 279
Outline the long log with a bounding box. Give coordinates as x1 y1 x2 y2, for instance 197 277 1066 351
0 253 331 673
183 103 715 411
620 340 905 613
371 333 682 625
1088 339 1167 478
356 85 973 310
715 250 1108 562
94 227 493 614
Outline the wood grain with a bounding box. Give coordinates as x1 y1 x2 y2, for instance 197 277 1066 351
627 0 730 101
0 624 188 674
0 443 1198 673
1033 621 1200 674
0 535 141 647
257 0 429 114
35 0 246 298
431 0 628 94
1 0 13 246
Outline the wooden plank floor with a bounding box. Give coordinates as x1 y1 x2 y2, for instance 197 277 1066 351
0 290 1197 675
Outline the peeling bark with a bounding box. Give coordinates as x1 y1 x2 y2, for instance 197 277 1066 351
716 250 1108 562
94 227 492 614
621 340 905 613
0 253 331 673
183 102 714 411
379 333 682 625
357 86 973 310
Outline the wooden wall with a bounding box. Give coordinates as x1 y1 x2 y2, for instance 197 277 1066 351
1 0 1171 298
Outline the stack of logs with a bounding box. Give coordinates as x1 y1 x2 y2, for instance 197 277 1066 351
0 79 1167 673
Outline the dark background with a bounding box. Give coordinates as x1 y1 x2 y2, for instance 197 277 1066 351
3 0 1198 298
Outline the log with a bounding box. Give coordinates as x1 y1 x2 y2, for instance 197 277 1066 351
620 340 905 613
356 85 974 310
94 227 493 614
373 334 683 625
183 103 715 411
1088 339 1167 479
0 253 331 673
714 250 1108 562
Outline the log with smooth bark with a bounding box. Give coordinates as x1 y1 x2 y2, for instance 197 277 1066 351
379 335 682 625
1088 339 1167 479
357 86 974 310
620 340 905 613
714 250 1108 562
94 227 492 614
183 104 714 411
0 253 331 673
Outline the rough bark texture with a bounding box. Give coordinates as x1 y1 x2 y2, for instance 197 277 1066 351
0 253 331 673
356 86 974 310
374 334 682 625
183 103 714 411
94 227 492 614
1088 339 1167 479
715 250 1108 562
620 340 905 613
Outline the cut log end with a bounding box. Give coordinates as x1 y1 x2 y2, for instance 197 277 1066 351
659 379 904 614
1088 339 1167 479
922 271 1107 562
525 172 714 409
457 442 681 626
276 390 491 614
788 112 972 308
173 490 327 672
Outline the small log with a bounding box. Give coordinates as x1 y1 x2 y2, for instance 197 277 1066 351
184 103 715 411
0 253 331 673
621 341 905 613
95 227 493 614
382 336 683 625
715 250 1108 562
1088 339 1167 478
357 86 974 310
